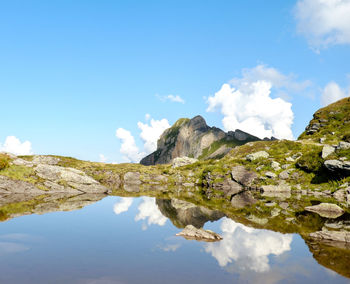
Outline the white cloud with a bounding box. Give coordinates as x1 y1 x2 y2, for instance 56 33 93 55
295 0 350 49
116 128 145 163
231 65 312 92
204 218 293 273
113 197 134 215
116 115 170 162
99 154 108 163
207 65 296 140
0 136 33 155
135 197 167 230
157 94 185 104
137 118 170 153
321 81 349 106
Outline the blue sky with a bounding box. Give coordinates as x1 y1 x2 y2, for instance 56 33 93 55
1 0 349 162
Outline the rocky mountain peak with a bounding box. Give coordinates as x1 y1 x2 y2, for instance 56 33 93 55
140 115 263 165
188 115 209 132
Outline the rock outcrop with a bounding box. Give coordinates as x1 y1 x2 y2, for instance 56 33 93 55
140 116 262 165
172 157 198 168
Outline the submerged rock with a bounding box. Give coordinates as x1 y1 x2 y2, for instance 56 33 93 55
230 191 257 208
261 182 291 193
261 183 291 199
176 225 222 242
310 228 350 243
305 203 344 218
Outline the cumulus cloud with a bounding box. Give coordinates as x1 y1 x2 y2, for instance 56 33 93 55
231 65 312 92
207 65 296 140
204 218 293 273
137 118 170 153
0 136 33 155
115 128 145 163
113 198 134 215
157 94 185 104
135 197 167 230
295 0 350 49
116 115 170 162
321 81 349 106
99 154 108 163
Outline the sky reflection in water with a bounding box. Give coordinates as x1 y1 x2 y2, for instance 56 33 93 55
0 196 348 284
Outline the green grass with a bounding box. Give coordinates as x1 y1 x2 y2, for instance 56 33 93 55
298 97 350 143
0 164 37 183
296 148 323 173
0 154 11 170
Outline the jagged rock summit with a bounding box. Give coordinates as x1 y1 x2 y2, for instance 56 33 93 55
140 115 262 165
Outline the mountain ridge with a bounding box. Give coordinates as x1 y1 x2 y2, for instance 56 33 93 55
140 115 270 165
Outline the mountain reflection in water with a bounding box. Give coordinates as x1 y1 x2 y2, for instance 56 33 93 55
0 193 349 283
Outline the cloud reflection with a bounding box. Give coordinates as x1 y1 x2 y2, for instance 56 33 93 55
0 233 40 255
158 243 181 252
135 197 167 230
113 198 134 215
205 218 292 273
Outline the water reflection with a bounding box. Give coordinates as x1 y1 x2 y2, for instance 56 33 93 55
157 243 181 252
0 194 349 282
205 218 293 272
135 197 168 230
0 233 40 255
113 197 133 215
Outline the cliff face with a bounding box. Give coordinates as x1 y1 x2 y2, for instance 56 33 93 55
140 115 261 165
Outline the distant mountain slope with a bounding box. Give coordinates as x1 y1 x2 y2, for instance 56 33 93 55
140 115 263 165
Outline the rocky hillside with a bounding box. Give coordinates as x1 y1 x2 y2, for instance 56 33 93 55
299 97 350 144
140 115 262 165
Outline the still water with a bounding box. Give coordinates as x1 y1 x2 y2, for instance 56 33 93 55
0 196 349 284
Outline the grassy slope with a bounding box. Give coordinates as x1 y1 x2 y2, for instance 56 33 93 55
299 97 350 144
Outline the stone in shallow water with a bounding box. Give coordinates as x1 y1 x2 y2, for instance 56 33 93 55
305 203 344 218
230 191 257 208
176 225 222 242
310 228 350 243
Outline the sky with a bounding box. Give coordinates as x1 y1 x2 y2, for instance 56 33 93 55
0 0 349 163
